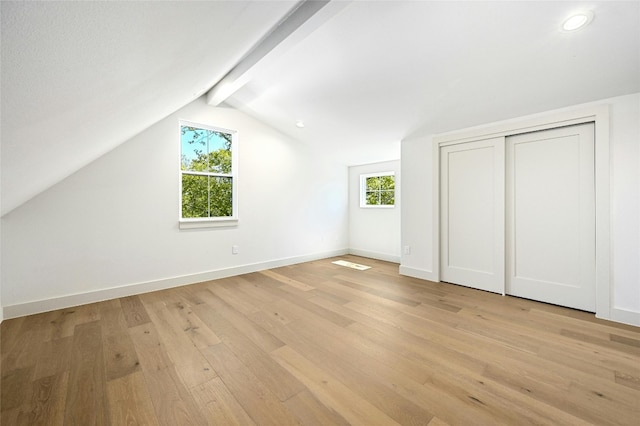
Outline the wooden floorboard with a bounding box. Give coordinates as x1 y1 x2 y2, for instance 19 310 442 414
2 255 639 425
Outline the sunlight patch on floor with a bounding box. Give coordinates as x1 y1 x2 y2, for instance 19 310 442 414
331 260 371 271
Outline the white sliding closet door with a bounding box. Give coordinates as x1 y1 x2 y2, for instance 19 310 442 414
440 138 505 294
506 123 595 311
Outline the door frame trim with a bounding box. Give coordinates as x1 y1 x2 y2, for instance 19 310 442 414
432 105 610 319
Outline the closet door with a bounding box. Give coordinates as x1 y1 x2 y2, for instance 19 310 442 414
506 123 595 311
440 138 504 294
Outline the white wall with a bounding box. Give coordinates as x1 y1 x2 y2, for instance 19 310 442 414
1 97 349 318
401 93 640 326
610 94 640 316
0 144 3 322
0 228 3 322
348 160 401 263
399 138 434 280
0 214 3 323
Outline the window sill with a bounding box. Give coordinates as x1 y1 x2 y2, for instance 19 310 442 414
179 218 238 230
359 205 395 209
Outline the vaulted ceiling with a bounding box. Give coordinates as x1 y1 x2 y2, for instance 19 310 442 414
2 1 639 216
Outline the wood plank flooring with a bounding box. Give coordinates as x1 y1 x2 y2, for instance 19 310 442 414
2 255 639 425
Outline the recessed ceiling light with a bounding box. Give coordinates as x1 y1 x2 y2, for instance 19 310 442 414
562 11 594 32
295 120 305 128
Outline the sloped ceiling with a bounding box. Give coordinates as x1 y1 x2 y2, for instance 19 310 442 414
2 1 639 216
0 0 298 215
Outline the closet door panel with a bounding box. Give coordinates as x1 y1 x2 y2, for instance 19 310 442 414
506 123 595 311
440 138 504 294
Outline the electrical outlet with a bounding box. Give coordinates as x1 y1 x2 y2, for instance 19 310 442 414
232 245 239 255
403 245 411 255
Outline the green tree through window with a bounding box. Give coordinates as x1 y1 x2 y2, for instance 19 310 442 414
360 172 395 207
180 124 235 219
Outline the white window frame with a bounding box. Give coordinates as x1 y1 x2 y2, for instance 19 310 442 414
178 120 238 229
360 171 396 208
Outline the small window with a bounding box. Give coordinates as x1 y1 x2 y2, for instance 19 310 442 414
179 121 237 225
360 171 395 208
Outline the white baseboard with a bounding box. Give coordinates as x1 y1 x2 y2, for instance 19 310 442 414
399 265 438 282
348 248 400 264
2 249 348 320
6 251 638 329
605 306 640 327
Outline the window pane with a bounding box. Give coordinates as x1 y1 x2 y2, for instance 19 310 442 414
180 123 236 220
379 175 395 190
361 173 395 207
181 126 211 172
182 174 209 218
208 131 232 174
209 177 233 217
366 191 379 205
380 190 395 205
366 176 380 191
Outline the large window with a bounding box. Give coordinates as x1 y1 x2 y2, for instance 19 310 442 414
180 121 237 224
360 171 395 208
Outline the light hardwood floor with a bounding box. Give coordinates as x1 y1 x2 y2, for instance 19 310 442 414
2 255 639 425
